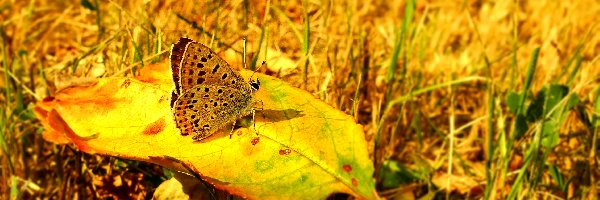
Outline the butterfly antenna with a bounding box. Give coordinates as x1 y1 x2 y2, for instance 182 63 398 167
249 60 264 80
242 38 256 81
243 38 247 70
242 38 263 80
240 38 265 81
243 38 260 80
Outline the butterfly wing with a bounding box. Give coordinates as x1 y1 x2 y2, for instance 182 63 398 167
170 38 246 95
169 37 258 140
169 37 193 96
172 84 254 140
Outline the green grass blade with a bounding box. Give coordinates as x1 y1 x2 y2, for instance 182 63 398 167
566 55 583 86
594 86 600 129
507 47 542 198
10 175 18 199
1 26 10 110
377 0 416 166
384 31 401 103
517 47 540 115
0 107 15 174
351 71 362 117
154 31 162 63
270 6 303 43
508 140 536 199
384 0 414 103
302 0 310 84
484 61 496 200
250 0 270 71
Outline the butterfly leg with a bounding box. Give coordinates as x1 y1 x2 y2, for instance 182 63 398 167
251 108 259 137
255 99 264 111
253 99 265 119
249 109 260 145
229 121 236 139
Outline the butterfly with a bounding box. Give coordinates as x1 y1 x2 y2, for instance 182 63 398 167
169 37 260 141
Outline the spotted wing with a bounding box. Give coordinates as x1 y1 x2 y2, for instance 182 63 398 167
172 84 254 140
170 38 246 95
169 37 193 96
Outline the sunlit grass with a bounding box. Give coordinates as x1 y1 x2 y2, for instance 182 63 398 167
1 0 599 199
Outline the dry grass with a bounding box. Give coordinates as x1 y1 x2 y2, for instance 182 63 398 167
1 0 599 199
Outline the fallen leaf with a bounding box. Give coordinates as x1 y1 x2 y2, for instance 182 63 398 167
257 48 297 76
34 61 378 199
153 172 219 200
431 172 480 195
224 46 298 76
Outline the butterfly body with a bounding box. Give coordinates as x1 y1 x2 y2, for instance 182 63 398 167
169 38 260 141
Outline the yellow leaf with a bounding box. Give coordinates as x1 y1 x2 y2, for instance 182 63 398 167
153 172 216 200
34 62 378 199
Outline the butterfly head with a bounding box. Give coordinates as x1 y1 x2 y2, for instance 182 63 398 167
250 78 260 91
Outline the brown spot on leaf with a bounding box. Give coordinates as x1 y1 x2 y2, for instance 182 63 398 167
251 137 260 145
143 118 165 135
351 178 358 186
121 79 131 88
343 164 352 172
279 148 291 155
